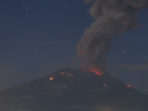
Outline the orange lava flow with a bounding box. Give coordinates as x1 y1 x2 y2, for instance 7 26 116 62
126 84 132 88
89 67 102 76
49 77 54 81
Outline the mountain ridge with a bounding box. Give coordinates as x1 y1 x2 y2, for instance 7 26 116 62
0 68 147 111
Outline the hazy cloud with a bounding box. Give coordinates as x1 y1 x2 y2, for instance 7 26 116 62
114 63 148 71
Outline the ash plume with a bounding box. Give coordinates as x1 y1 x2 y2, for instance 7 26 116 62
77 0 148 73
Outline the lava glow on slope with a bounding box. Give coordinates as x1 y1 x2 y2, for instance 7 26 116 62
89 67 102 76
49 76 54 81
126 84 132 88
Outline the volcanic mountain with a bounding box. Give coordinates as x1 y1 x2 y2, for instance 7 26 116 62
0 68 147 111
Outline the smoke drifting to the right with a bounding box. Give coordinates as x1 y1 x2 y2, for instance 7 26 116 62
77 0 148 73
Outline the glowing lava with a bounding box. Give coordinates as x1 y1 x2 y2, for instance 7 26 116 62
89 67 102 76
126 84 132 88
49 77 54 81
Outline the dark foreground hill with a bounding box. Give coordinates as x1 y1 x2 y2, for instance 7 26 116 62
0 68 147 111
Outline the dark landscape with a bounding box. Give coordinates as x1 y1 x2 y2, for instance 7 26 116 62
0 68 147 111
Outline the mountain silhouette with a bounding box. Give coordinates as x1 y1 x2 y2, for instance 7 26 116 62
0 68 147 111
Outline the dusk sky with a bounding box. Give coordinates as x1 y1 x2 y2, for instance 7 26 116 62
0 0 148 94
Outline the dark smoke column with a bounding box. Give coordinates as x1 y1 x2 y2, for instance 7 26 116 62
77 0 148 73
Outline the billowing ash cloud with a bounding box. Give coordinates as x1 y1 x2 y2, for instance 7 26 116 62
77 0 148 73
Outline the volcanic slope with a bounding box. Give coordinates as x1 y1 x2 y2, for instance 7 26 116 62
0 68 147 111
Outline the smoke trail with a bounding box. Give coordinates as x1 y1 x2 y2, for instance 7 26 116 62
77 0 148 73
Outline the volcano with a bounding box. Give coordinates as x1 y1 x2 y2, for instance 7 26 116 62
0 68 147 111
